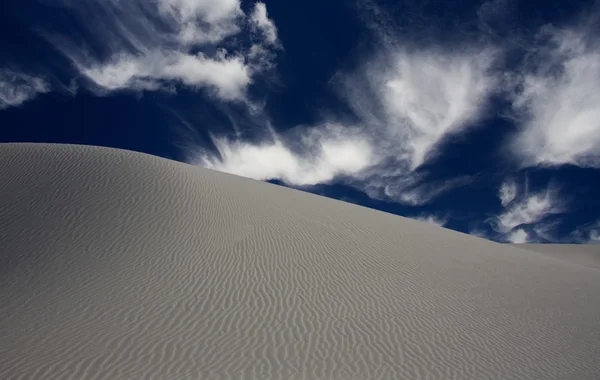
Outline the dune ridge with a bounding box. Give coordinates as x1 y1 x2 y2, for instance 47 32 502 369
1 143 599 380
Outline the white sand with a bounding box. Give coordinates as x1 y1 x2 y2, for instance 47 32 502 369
1 143 599 380
513 244 600 270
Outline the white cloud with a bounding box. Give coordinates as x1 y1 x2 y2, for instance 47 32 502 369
498 179 517 206
377 48 497 169
496 192 560 232
413 214 448 227
200 125 375 186
569 220 600 244
250 2 279 45
507 228 529 244
157 0 243 45
0 70 49 109
509 25 600 167
346 47 496 202
312 46 495 204
193 44 496 204
82 51 250 100
358 172 472 206
48 0 277 101
490 180 564 234
532 220 562 243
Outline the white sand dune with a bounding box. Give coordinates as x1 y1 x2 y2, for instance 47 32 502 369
513 244 600 270
1 143 599 380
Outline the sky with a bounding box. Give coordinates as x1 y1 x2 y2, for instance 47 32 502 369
1 0 600 244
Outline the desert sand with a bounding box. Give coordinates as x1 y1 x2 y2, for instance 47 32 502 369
513 244 600 270
1 143 599 380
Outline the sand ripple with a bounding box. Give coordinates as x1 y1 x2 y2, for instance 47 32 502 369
1 143 599 380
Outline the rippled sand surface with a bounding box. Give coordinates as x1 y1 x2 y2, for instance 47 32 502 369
513 244 600 270
1 143 599 380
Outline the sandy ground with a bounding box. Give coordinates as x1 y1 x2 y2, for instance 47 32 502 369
513 244 600 270
1 143 599 380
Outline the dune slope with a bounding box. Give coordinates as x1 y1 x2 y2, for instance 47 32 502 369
513 244 600 270
1 143 599 380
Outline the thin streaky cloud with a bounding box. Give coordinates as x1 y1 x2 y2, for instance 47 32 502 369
200 124 376 186
0 70 49 109
499 179 517 207
45 0 278 102
413 214 449 227
194 42 497 205
508 19 600 168
250 2 279 46
489 179 565 242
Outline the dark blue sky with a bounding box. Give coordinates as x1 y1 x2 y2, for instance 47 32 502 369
1 0 599 244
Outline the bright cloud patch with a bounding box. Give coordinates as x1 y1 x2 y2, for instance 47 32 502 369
379 49 497 169
157 0 243 44
495 190 561 233
82 51 250 100
50 0 278 101
250 2 279 46
0 70 49 109
499 179 517 207
413 214 448 227
510 26 600 167
507 228 529 244
200 125 375 186
489 179 564 242
195 45 496 205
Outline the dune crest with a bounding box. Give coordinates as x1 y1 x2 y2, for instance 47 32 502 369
1 143 599 380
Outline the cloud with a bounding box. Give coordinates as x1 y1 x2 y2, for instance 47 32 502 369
489 179 564 236
82 50 250 100
531 220 563 243
507 228 529 243
193 42 496 205
156 0 243 45
46 0 278 101
495 191 562 233
200 124 375 186
0 70 49 109
471 180 564 243
498 179 517 206
568 219 600 244
373 48 498 169
250 2 279 46
413 213 448 227
508 22 600 167
357 172 473 206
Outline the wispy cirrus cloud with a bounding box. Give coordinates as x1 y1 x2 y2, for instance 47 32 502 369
367 47 498 170
200 124 375 186
567 219 600 244
156 0 243 45
498 179 518 207
412 213 449 227
81 50 251 101
487 178 565 242
508 19 600 168
193 41 497 205
47 0 278 102
0 70 49 109
249 2 279 46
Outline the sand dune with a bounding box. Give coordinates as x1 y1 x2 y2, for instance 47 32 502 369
1 143 599 380
513 244 600 270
